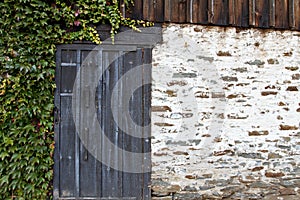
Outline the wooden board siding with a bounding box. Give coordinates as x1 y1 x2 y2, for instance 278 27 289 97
229 0 249 27
190 0 209 24
275 0 289 28
127 0 300 30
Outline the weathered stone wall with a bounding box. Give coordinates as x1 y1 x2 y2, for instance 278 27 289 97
151 24 300 199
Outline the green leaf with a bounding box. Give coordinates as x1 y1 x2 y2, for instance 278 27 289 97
0 152 9 160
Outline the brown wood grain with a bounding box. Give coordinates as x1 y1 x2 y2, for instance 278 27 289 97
269 0 275 27
249 0 255 26
255 0 270 28
164 0 172 21
211 0 229 25
171 0 180 22
229 0 236 25
155 0 165 22
240 0 250 27
194 0 209 24
179 0 188 22
143 0 155 21
295 0 300 29
275 0 289 28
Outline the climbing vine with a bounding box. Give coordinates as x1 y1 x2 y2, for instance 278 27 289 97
0 0 151 199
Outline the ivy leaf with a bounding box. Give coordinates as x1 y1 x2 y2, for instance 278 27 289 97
3 137 13 146
0 152 9 160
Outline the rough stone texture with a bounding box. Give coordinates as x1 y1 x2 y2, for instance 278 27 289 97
151 24 300 199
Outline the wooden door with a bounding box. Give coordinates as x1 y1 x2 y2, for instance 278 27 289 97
54 43 152 200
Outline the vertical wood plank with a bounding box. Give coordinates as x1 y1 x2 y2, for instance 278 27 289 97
130 49 144 198
229 0 235 25
289 0 295 28
143 0 150 20
122 50 144 199
198 0 209 24
79 131 98 196
249 0 256 26
191 0 209 24
191 0 199 23
171 0 180 22
167 0 187 23
240 0 250 27
178 0 187 22
295 0 300 29
269 0 276 27
208 0 213 23
275 0 289 28
95 50 104 197
164 0 171 21
255 0 270 28
60 96 76 197
142 48 152 199
155 0 165 22
101 51 123 197
78 50 98 197
211 0 229 25
187 0 192 23
233 0 249 27
149 0 156 21
110 50 123 197
74 50 81 197
101 50 111 198
58 48 79 198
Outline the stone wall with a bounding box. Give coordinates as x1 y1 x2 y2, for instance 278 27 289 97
151 24 300 199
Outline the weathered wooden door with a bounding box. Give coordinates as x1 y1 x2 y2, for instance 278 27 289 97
53 41 153 200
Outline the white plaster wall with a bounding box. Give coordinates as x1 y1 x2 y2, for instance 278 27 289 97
151 24 300 199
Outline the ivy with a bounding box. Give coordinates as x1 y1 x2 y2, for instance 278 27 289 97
0 0 151 199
